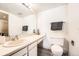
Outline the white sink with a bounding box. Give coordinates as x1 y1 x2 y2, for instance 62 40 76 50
3 39 25 47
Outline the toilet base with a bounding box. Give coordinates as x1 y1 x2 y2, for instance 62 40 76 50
62 52 68 56
38 47 52 56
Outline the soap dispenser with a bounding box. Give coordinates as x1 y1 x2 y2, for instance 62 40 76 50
33 29 35 33
37 29 40 35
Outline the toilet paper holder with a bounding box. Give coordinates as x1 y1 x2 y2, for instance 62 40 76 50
71 40 74 46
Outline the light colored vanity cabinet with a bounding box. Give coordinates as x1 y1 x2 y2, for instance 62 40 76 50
11 42 38 56
28 42 37 56
10 35 46 56
11 47 27 56
28 45 37 56
28 36 46 56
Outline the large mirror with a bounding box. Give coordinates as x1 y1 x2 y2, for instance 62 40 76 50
0 11 8 36
0 3 36 36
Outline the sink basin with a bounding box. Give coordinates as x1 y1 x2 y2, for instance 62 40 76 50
3 39 26 47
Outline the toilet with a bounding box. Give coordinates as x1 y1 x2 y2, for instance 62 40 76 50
51 44 63 56
50 37 65 56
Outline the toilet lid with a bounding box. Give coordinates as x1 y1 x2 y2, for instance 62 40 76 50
51 44 63 56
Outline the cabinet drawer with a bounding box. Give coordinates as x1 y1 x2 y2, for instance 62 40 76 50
12 47 27 56
28 42 37 51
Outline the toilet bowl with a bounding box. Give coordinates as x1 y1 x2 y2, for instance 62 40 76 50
51 44 63 56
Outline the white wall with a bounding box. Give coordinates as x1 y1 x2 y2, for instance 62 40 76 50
22 15 36 34
9 14 22 36
67 3 79 56
37 5 68 49
0 10 23 36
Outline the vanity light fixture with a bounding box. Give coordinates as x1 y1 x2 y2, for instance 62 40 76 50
22 3 31 9
22 3 34 13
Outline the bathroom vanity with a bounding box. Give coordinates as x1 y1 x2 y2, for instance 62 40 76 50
0 34 46 56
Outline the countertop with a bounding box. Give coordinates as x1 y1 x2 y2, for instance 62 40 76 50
0 34 45 56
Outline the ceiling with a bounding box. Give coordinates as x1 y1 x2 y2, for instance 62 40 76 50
0 3 67 17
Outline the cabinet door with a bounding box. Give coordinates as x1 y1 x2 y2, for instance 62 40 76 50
28 42 37 51
28 41 37 56
29 46 37 56
12 47 27 56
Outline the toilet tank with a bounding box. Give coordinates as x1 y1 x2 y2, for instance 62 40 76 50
49 36 64 46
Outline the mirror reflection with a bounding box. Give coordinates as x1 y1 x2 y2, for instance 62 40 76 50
0 3 37 37
0 11 8 36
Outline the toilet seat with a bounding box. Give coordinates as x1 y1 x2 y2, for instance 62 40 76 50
51 44 63 56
